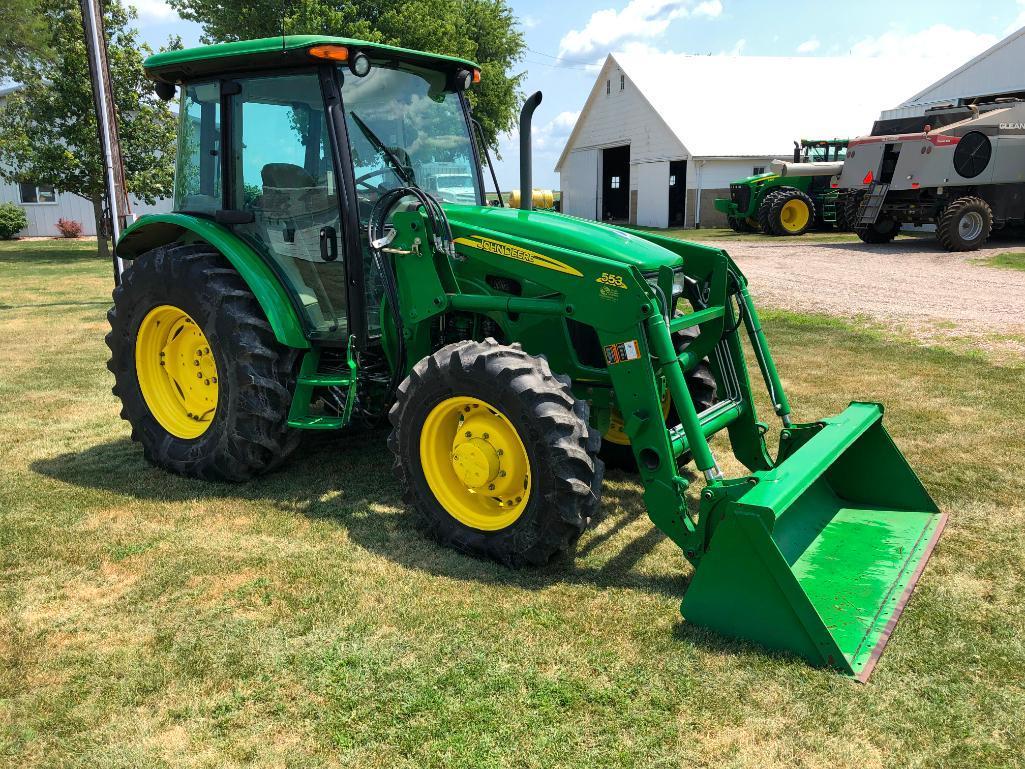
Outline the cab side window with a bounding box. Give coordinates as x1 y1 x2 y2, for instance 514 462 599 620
174 82 221 213
228 73 347 337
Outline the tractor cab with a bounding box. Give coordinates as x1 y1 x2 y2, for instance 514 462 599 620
795 138 848 164
158 36 484 344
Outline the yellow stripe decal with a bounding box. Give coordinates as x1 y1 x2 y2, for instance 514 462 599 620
453 236 583 277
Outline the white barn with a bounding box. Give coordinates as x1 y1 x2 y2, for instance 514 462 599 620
555 50 982 229
880 26 1025 123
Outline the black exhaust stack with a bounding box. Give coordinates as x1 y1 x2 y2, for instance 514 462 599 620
519 91 543 210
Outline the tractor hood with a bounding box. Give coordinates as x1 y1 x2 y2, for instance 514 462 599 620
443 204 682 272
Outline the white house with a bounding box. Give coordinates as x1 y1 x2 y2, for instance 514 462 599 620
0 85 170 237
555 50 976 229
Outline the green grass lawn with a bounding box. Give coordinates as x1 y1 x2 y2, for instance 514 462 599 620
650 226 863 243
2 239 1024 768
976 251 1025 271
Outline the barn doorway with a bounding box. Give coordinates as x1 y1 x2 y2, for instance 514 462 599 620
601 145 630 222
668 160 687 227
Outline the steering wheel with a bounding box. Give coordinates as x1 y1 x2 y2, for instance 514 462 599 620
354 168 390 192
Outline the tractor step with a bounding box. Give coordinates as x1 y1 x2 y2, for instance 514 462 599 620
286 339 358 432
287 415 347 430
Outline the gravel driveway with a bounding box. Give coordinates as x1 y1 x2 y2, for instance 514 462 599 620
708 236 1025 351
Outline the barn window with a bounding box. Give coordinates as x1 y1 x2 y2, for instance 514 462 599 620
620 74 625 91
18 182 56 204
611 176 621 189
606 79 610 95
669 175 676 186
753 166 766 175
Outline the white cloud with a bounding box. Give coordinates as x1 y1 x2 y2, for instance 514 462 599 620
849 24 996 61
1006 0 1025 33
130 0 177 22
557 0 723 62
520 15 539 30
692 0 722 18
796 37 820 53
533 110 581 150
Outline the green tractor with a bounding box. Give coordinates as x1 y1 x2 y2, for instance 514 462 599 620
715 139 849 236
108 37 944 679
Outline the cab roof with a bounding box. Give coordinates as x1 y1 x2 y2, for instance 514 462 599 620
144 35 480 84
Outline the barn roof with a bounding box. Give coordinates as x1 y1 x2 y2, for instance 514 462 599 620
555 50 953 169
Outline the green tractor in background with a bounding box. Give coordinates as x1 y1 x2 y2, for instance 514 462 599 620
106 37 944 680
715 139 849 236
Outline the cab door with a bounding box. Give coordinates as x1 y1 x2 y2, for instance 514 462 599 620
225 70 349 341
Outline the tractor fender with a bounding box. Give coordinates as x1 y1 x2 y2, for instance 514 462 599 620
115 213 310 349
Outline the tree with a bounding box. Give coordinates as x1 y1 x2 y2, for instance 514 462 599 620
168 0 525 153
0 0 176 259
0 0 49 79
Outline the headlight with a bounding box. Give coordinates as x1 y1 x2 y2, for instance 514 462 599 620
645 268 688 308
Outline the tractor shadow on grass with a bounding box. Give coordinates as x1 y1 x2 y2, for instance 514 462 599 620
32 431 698 601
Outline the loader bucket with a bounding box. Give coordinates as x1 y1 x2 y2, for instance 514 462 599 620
681 402 945 681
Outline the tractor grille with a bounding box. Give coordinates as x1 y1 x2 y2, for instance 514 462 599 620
730 184 751 211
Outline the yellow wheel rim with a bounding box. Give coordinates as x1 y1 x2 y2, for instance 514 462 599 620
420 396 531 531
604 388 671 446
135 305 218 439
779 199 810 233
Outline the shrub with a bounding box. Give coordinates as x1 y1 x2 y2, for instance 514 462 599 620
0 202 28 239
56 218 83 238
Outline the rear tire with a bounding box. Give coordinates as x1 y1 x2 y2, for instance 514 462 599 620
768 189 815 236
937 196 992 251
106 243 302 481
388 339 604 568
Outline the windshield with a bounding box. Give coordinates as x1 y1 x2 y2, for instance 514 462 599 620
340 63 482 213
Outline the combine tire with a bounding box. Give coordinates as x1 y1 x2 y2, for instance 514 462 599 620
388 339 604 567
854 217 900 244
601 324 717 472
757 190 788 235
846 191 900 244
768 189 815 236
106 243 301 480
937 196 992 251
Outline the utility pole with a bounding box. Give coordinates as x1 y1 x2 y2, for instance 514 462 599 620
79 0 132 284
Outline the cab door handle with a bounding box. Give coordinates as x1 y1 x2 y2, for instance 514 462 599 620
320 226 338 261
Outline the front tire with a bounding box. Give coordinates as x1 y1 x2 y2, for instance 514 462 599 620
757 189 788 235
937 196 992 251
388 339 604 567
106 243 301 481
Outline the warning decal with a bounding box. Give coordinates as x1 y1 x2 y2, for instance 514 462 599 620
604 339 641 366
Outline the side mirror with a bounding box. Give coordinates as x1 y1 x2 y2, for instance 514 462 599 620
154 81 177 101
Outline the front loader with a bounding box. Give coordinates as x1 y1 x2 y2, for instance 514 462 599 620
108 36 945 680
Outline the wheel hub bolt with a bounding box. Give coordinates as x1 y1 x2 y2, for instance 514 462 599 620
488 484 496 491
197 372 203 379
482 433 489 440
465 431 472 438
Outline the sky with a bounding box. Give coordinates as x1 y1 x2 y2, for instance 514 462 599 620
130 0 1025 189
